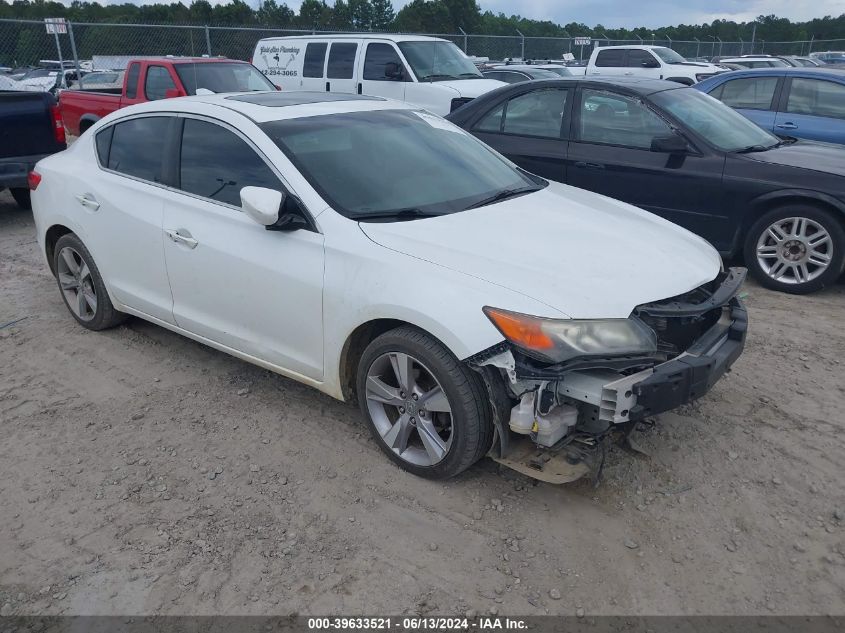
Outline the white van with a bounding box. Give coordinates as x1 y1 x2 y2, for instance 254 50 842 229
251 34 505 115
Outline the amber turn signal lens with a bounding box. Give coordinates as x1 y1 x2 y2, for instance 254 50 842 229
483 307 554 350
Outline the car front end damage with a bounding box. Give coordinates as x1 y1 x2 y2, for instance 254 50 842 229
468 268 748 484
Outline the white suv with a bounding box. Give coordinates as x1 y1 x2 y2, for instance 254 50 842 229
586 45 727 84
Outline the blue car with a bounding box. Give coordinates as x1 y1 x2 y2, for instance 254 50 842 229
695 68 845 145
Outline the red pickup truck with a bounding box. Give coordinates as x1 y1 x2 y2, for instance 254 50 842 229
59 57 276 136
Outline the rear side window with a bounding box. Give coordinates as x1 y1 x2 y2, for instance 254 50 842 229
474 102 506 132
107 117 170 182
787 78 845 119
717 77 778 110
145 66 177 101
125 63 140 99
95 125 113 165
327 43 358 79
595 49 626 67
475 89 568 138
363 43 404 81
303 42 328 78
179 118 281 207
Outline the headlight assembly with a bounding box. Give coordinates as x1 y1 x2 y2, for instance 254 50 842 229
483 307 657 363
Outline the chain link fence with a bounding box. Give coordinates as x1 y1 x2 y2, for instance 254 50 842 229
2 17 845 74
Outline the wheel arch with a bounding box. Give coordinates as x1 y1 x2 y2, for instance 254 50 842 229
78 114 101 134
44 223 74 275
739 189 845 250
339 318 438 404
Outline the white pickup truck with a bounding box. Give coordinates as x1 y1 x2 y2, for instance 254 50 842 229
580 45 727 85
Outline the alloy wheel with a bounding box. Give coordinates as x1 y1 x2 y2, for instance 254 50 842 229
56 246 98 321
364 352 454 467
756 216 833 285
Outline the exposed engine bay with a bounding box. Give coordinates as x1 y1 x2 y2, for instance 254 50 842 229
468 268 748 484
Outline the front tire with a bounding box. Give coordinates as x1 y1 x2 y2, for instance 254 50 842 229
744 206 845 294
356 326 493 479
53 233 127 330
10 187 31 210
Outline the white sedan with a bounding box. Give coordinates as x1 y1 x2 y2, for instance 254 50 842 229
30 92 748 482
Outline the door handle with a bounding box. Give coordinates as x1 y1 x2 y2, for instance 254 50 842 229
574 161 605 170
165 229 198 249
326 81 331 92
75 193 100 211
357 82 363 94
776 122 797 130
623 71 634 76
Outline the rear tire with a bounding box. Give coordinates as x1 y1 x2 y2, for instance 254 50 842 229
744 205 845 294
53 233 127 330
357 326 493 479
10 187 31 210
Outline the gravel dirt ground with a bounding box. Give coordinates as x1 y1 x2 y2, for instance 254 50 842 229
1 188 844 618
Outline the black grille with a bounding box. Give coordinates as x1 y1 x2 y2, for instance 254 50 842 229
634 282 726 357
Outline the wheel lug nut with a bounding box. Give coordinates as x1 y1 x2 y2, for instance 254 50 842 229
399 407 405 414
420 410 426 417
412 394 418 401
400 391 406 398
410 417 416 425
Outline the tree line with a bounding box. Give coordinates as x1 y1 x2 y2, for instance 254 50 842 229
2 0 845 41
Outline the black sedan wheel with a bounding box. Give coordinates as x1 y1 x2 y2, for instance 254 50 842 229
744 206 845 294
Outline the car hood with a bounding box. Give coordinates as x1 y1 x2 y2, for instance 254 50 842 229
432 78 506 98
743 140 845 177
359 183 721 319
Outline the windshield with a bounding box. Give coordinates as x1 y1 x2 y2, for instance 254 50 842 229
398 41 482 81
652 47 687 64
528 68 566 79
21 68 53 80
651 88 780 152
175 62 275 94
261 109 541 219
541 67 572 77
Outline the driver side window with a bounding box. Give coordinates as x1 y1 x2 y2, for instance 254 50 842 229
145 65 176 101
578 89 672 149
627 49 658 68
363 43 407 81
179 119 282 208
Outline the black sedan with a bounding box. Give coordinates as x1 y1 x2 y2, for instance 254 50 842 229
446 77 845 294
481 64 572 83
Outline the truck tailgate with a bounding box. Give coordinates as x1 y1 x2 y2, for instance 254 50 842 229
0 92 60 159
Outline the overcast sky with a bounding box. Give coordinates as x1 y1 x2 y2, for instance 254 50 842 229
102 0 845 29
288 0 843 28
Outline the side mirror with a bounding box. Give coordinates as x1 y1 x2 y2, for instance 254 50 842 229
651 134 688 154
385 62 404 80
642 59 660 68
240 186 282 226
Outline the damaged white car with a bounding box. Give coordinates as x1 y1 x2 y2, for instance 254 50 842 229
30 92 747 482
